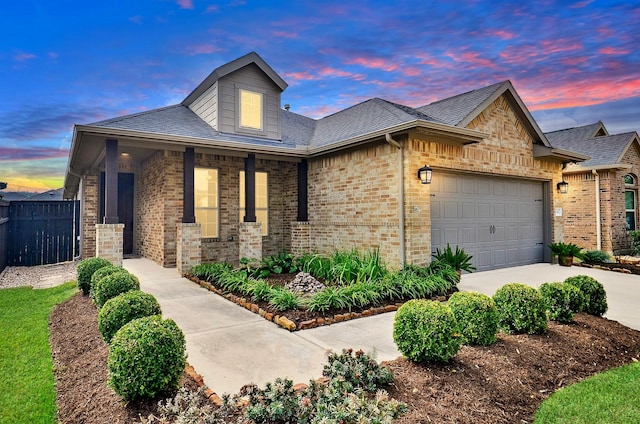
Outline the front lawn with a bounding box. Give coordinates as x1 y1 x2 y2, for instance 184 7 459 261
0 282 77 423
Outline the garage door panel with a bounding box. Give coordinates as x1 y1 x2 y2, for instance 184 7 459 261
431 173 545 271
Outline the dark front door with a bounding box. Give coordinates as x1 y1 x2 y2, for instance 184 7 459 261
100 172 134 255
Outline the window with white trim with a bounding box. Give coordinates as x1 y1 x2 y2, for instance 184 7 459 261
625 174 637 231
239 89 263 130
194 168 219 238
239 171 268 236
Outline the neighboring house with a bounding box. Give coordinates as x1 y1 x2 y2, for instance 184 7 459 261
546 122 640 254
63 52 585 273
23 188 65 201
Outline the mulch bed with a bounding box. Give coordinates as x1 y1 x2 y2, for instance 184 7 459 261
578 260 640 275
51 291 640 423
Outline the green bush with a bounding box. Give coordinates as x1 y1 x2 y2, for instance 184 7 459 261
92 271 140 309
98 290 162 343
267 287 301 311
90 265 126 293
539 282 585 323
581 250 611 264
564 275 608 316
76 257 112 295
108 316 186 400
630 230 640 256
493 283 548 334
189 262 232 283
393 299 461 363
447 291 498 345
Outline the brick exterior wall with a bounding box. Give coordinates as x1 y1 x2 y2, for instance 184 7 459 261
239 222 263 261
80 172 99 258
301 96 564 268
195 153 297 265
563 142 640 254
96 223 124 266
176 222 202 275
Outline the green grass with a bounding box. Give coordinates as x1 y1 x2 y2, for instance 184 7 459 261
534 361 640 423
0 282 77 424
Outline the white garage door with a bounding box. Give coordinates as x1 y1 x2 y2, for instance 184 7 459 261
431 172 545 272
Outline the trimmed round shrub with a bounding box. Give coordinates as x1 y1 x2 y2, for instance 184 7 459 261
98 290 162 343
448 291 498 346
493 283 547 334
539 282 585 323
76 257 112 295
92 271 140 309
393 299 461 363
108 316 186 400
90 265 127 294
564 275 608 316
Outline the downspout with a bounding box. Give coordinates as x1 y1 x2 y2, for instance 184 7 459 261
592 170 602 251
385 134 405 266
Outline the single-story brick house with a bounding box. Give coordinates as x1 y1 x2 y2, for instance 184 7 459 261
63 52 586 273
546 122 640 254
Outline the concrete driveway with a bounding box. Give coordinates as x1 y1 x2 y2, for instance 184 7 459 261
123 259 640 396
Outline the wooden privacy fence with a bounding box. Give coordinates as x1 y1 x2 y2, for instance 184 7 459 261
0 201 8 272
7 201 80 267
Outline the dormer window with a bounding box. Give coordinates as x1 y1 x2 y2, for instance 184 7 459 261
239 88 263 131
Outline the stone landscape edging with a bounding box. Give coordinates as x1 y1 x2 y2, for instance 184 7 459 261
185 274 403 331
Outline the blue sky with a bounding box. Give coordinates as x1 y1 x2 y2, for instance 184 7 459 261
1 0 639 192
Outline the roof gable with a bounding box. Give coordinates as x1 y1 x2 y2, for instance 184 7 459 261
418 81 551 147
182 52 288 106
559 132 640 171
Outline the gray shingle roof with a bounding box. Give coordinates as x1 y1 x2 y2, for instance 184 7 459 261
553 132 636 169
416 81 505 126
311 98 440 147
545 122 607 147
91 105 303 149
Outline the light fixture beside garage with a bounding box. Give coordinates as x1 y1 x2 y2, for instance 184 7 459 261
417 164 433 184
557 179 569 194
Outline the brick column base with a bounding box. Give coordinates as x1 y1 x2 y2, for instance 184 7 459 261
239 222 262 262
177 222 202 275
96 223 124 266
291 221 311 256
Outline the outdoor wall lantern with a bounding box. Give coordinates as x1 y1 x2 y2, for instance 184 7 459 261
557 180 569 194
417 164 433 184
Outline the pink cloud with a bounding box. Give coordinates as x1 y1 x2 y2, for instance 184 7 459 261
569 0 594 8
317 66 366 81
346 56 398 72
403 67 421 77
486 29 516 40
283 71 320 81
561 56 588 66
14 52 36 62
48 52 58 59
129 15 142 24
539 39 582 55
177 0 194 9
185 44 222 56
599 46 630 55
205 5 219 12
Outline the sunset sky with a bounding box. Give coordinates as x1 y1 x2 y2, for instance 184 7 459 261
1 1 639 192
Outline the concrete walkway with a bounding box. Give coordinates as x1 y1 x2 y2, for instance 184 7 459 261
123 258 640 396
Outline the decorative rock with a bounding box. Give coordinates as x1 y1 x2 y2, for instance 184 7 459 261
384 305 398 312
299 319 317 330
276 316 296 331
285 272 326 294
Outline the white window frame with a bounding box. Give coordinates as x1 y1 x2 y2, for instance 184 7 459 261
235 85 267 136
194 167 219 238
625 174 637 231
239 170 268 236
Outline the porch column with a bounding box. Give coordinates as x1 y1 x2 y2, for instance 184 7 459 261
177 222 201 275
182 147 195 223
96 223 124 266
244 153 256 222
103 139 119 224
297 159 308 221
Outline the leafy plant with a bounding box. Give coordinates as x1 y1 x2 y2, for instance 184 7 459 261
548 242 584 259
296 253 332 281
97 290 162 343
539 282 585 323
323 348 394 393
247 279 274 302
493 283 548 334
564 275 608 316
432 244 476 273
630 230 640 256
91 271 140 309
268 287 301 312
581 250 612 264
306 286 349 312
189 262 233 283
448 291 498 346
76 257 112 295
393 299 462 363
108 316 186 401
